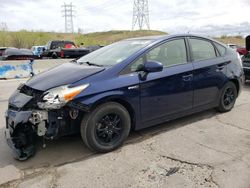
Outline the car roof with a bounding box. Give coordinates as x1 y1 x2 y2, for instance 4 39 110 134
124 34 228 48
51 40 73 42
4 48 33 56
125 34 215 42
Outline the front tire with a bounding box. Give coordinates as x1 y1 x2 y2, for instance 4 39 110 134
217 82 237 112
81 102 131 152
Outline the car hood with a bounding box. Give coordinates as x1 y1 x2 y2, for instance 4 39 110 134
26 62 104 91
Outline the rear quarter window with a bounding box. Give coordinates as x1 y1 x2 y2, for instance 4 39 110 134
214 42 226 56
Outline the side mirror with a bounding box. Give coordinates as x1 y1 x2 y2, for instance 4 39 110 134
246 35 250 51
143 61 163 73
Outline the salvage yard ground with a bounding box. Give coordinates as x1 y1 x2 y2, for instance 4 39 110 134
0 79 250 187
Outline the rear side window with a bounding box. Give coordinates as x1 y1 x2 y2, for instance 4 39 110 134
214 42 226 56
146 39 188 67
190 38 216 61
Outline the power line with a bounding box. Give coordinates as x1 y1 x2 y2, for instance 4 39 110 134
62 2 75 33
132 0 150 30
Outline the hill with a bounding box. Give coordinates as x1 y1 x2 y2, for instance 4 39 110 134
215 35 245 46
0 30 246 48
0 30 167 48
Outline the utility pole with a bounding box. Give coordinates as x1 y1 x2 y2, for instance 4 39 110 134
132 0 150 30
62 2 75 33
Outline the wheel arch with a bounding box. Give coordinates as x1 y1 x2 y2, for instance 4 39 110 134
229 78 240 96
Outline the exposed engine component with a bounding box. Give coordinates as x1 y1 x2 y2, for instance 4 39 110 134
37 121 47 136
29 111 48 136
29 111 48 124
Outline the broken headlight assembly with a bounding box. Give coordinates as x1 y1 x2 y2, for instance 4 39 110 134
38 84 89 110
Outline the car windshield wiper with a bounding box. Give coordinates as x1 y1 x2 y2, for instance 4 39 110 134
78 61 103 67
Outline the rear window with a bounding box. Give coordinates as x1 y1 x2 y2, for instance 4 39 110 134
214 42 226 56
51 41 64 49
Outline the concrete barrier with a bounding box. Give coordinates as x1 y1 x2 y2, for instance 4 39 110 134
0 59 73 79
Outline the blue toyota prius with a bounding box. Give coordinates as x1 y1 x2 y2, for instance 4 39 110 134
5 34 244 160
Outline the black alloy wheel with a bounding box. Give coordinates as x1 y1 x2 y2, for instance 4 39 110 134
81 102 131 152
95 114 122 145
223 88 235 107
217 82 237 112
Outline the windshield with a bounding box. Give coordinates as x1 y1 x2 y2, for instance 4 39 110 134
77 39 152 66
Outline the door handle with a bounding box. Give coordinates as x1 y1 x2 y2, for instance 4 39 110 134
182 74 193 81
217 64 226 70
217 61 231 71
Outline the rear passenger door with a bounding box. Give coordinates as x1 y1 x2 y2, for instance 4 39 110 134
189 37 227 108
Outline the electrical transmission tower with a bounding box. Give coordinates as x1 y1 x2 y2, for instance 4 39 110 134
0 22 8 31
62 2 75 33
132 0 150 30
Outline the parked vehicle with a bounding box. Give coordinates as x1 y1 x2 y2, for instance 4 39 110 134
242 35 250 82
42 40 89 59
0 47 7 60
0 47 7 56
31 46 45 57
242 53 250 82
5 34 243 160
60 48 89 58
42 40 75 58
1 48 37 60
228 44 249 56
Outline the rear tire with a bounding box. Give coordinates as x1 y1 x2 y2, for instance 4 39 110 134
217 82 237 112
80 102 131 152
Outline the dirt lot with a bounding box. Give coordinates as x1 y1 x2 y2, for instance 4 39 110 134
0 79 250 188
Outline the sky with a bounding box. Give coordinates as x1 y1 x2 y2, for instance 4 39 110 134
0 0 250 36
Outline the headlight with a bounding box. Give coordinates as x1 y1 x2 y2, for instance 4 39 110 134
38 84 89 110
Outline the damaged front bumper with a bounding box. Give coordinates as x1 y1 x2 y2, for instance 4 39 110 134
5 128 36 161
5 85 86 161
5 110 46 160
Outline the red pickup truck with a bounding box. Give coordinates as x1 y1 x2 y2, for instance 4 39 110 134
42 40 90 59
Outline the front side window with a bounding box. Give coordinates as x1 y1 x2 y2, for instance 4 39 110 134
190 38 216 61
146 39 187 67
123 39 188 74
